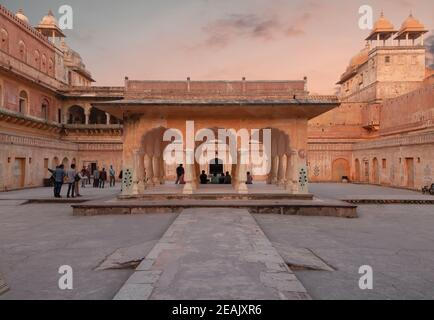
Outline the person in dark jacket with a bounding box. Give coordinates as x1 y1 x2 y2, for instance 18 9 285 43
224 172 232 184
200 171 208 184
99 168 107 188
175 164 185 184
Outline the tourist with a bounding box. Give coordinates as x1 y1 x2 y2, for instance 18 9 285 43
224 172 232 184
99 168 107 188
86 165 92 185
81 166 87 188
211 173 219 184
75 170 83 197
48 164 65 198
219 172 226 184
66 164 77 198
200 170 208 184
109 165 116 187
175 164 185 184
246 172 253 185
93 167 100 188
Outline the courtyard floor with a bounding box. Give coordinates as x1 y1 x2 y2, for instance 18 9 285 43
0 183 433 299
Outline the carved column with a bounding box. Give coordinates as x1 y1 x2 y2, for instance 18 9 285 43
132 149 145 195
183 149 197 194
152 156 161 185
277 154 287 186
285 150 297 193
271 155 279 185
106 113 111 125
144 153 154 188
235 148 248 194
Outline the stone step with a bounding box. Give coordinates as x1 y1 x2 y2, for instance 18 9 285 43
72 198 357 218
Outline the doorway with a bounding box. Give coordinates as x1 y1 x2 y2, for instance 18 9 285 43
405 158 415 188
209 158 224 175
13 158 25 189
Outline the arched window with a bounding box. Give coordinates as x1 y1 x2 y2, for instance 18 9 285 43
0 28 8 52
18 90 28 114
41 54 47 73
67 105 85 124
48 58 54 74
89 107 107 124
34 50 40 69
41 99 49 121
18 40 26 62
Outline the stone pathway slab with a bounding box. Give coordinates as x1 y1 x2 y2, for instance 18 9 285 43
114 208 310 300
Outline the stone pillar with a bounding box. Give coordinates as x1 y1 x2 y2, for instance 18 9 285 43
159 157 165 184
106 113 111 125
132 149 145 195
85 110 90 125
152 156 161 185
183 149 197 194
144 153 154 187
271 155 279 184
277 154 287 186
235 149 248 194
285 150 297 193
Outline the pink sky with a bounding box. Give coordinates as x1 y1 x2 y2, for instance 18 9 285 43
5 0 434 94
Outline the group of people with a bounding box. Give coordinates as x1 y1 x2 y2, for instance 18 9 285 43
200 171 232 184
48 164 117 198
174 164 253 185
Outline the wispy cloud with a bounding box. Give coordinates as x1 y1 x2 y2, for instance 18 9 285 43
200 11 311 49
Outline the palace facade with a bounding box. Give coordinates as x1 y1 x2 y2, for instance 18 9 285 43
0 5 432 192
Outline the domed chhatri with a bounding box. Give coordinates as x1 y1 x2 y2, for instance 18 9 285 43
366 12 396 41
39 10 58 27
400 13 426 32
15 9 29 24
394 13 428 42
35 10 65 39
349 43 370 68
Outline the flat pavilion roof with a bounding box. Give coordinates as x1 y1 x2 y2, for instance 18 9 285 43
93 96 340 120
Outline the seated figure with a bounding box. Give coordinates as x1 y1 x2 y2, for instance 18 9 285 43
200 171 208 184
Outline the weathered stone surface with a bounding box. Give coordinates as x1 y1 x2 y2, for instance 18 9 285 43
0 273 9 295
272 242 334 272
114 208 310 300
96 240 157 270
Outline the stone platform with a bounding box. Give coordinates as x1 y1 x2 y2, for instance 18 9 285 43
114 208 310 300
72 183 357 218
72 197 357 218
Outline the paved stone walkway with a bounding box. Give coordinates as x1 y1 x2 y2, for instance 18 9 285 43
114 208 310 300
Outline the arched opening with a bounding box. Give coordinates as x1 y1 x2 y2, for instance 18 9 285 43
209 158 224 176
34 50 40 69
372 158 380 184
354 159 360 182
0 28 9 53
332 158 350 182
41 54 47 73
41 99 49 121
68 105 85 124
18 90 28 114
89 107 107 124
18 40 26 62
